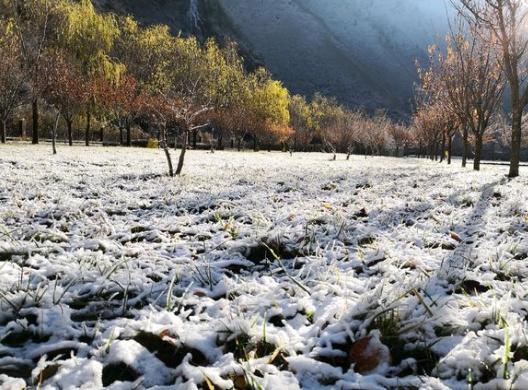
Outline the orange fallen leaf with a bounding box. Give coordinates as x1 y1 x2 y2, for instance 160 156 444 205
450 231 462 242
348 335 391 374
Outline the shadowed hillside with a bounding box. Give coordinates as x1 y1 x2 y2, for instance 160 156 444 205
93 0 452 116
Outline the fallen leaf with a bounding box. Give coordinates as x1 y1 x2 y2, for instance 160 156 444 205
450 231 462 242
348 335 391 374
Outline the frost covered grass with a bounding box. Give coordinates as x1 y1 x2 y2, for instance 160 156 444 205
0 145 528 390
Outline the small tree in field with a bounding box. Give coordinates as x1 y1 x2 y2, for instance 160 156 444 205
388 123 411 157
44 51 85 146
412 103 445 160
442 110 460 165
103 74 148 146
0 19 25 143
322 107 363 160
58 0 122 147
342 110 364 159
289 94 315 152
360 111 391 156
207 43 247 151
257 121 294 152
113 23 226 176
244 69 290 152
141 92 179 177
310 94 342 159
155 37 220 175
5 0 60 144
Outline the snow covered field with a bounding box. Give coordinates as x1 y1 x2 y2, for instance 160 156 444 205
0 145 527 390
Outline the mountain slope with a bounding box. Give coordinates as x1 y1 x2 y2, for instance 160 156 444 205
217 0 453 115
94 0 453 115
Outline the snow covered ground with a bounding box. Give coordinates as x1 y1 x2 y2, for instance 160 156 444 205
0 145 527 390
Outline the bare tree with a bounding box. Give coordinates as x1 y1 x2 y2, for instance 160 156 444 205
44 51 85 146
7 0 57 145
412 103 445 161
418 21 504 170
388 123 411 157
445 26 504 170
454 0 528 176
0 19 25 143
444 112 460 165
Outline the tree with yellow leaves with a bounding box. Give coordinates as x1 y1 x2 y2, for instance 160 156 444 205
246 69 291 151
57 0 123 146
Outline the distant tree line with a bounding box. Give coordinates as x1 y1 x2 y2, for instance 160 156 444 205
0 0 413 175
413 0 528 177
1 0 526 177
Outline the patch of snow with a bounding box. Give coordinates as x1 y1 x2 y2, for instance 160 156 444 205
0 145 527 388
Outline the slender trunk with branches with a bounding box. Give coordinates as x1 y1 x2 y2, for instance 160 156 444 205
455 0 528 177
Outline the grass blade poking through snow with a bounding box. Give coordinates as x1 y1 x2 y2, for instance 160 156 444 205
262 243 311 295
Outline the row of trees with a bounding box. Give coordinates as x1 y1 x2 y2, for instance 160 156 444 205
0 0 293 175
289 93 411 159
2 0 525 176
0 0 420 174
0 0 411 164
412 0 528 177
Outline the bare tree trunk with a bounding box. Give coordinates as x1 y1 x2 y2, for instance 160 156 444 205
100 127 104 143
32 98 39 144
66 119 73 146
175 130 189 175
509 107 522 178
237 138 241 151
126 120 131 147
474 133 483 171
440 134 446 163
20 119 26 138
462 127 469 168
0 119 6 144
159 126 174 177
160 127 173 177
85 109 91 147
253 136 258 151
192 129 197 149
447 136 452 165
217 133 223 150
119 126 124 145
164 146 174 177
51 112 59 155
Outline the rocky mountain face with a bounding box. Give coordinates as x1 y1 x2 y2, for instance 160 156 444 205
94 0 453 116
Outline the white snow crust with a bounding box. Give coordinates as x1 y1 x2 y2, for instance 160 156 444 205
0 145 527 389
